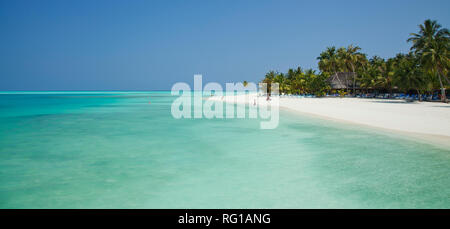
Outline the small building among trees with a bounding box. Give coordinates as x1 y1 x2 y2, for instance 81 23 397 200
327 72 358 90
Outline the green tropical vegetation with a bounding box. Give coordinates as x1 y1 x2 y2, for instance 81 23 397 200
261 19 449 102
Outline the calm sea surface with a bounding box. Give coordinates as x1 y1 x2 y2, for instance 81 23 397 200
0 91 449 208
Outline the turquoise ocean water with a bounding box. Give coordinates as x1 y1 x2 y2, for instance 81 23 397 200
0 91 449 208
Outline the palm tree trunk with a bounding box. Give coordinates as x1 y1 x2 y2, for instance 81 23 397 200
437 73 447 103
443 74 450 84
351 64 356 97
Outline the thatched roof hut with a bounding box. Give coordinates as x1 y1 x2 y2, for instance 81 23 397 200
327 72 357 89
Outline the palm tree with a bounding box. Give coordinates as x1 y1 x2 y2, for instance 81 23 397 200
290 68 306 94
304 69 329 96
360 56 387 93
262 71 276 95
243 81 248 87
317 46 340 75
393 53 426 101
317 46 344 87
273 73 287 94
383 58 396 96
338 45 367 95
408 19 450 102
286 68 296 81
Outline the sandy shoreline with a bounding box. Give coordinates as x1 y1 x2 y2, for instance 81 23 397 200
209 94 450 147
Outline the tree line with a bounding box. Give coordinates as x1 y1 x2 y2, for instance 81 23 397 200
259 19 449 102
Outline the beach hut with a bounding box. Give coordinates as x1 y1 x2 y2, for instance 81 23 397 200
327 72 357 89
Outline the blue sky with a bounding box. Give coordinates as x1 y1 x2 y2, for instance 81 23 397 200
1 0 449 90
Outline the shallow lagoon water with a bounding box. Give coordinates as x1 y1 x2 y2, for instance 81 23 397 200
0 91 449 208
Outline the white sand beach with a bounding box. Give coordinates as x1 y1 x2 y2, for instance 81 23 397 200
209 94 450 144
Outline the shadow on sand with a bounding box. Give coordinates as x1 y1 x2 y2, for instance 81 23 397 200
367 100 416 104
